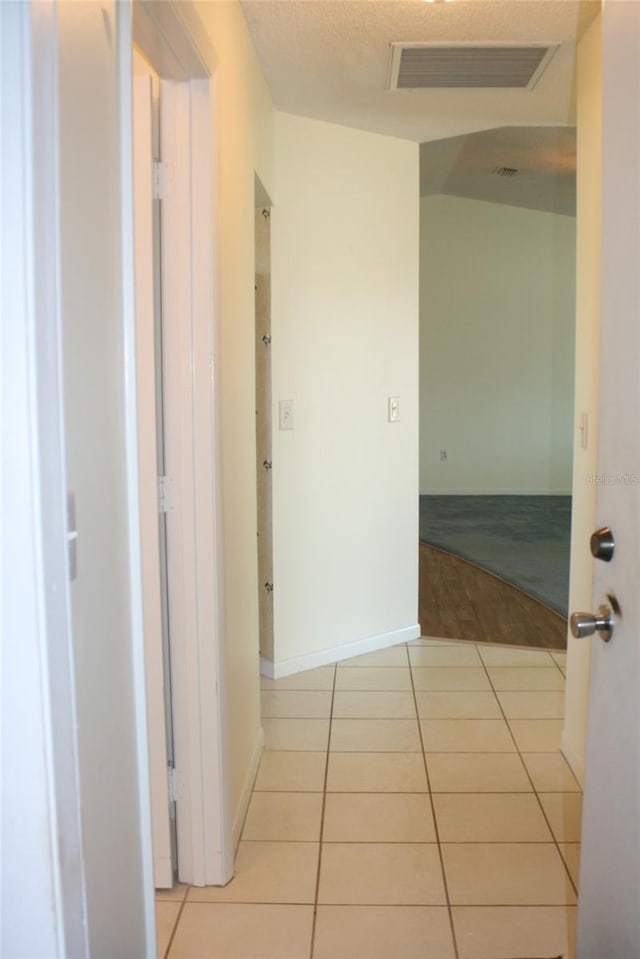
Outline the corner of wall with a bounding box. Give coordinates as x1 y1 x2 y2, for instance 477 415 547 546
231 725 264 851
269 115 420 670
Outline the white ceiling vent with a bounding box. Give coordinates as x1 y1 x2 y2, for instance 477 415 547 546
388 43 559 91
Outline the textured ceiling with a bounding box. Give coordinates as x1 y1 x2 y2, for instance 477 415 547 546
239 1 598 215
240 0 601 143
420 125 576 215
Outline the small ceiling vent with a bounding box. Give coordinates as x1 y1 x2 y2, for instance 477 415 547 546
494 166 519 177
388 43 559 91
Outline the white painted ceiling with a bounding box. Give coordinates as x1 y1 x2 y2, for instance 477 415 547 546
240 0 600 215
240 0 600 143
420 124 577 215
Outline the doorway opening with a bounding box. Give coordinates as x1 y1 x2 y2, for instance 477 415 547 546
418 128 576 651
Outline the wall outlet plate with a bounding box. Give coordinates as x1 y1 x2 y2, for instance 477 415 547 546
279 399 294 430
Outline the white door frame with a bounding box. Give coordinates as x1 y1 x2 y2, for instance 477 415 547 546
132 68 174 890
130 0 232 886
1 1 227 952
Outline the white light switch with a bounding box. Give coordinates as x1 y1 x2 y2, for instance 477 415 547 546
279 399 295 430
388 396 400 423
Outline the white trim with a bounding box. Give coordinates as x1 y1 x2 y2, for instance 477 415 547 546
131 70 173 892
160 79 199 884
560 730 585 789
261 624 421 679
133 0 215 81
160 76 230 887
118 6 163 942
189 76 232 886
203 68 233 883
421 489 573 496
129 1 231 888
231 728 265 853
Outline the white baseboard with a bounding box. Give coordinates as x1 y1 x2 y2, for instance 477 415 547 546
420 489 573 496
231 725 264 852
260 624 421 679
259 657 276 680
560 729 585 788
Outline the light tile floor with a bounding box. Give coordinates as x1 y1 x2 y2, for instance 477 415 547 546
158 638 580 959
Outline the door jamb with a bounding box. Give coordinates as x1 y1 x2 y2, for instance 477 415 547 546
132 67 174 890
128 0 231 886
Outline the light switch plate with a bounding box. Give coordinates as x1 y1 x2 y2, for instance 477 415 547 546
388 396 400 423
279 399 294 430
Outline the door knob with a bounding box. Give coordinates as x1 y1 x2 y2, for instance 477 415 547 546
570 604 614 642
590 526 615 562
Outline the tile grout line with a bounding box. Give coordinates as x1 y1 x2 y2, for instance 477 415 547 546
203 646 574 956
477 645 581 901
176 895 579 908
236 836 576 845
407 642 462 959
308 662 337 959
162 889 189 959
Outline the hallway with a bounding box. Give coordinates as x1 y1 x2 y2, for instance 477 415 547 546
156 638 580 959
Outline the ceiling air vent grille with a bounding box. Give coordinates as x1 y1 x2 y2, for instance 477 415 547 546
388 43 559 91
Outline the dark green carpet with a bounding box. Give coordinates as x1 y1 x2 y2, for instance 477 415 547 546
419 495 572 616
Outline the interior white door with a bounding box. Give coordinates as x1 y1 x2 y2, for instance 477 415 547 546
133 72 173 890
576 3 640 955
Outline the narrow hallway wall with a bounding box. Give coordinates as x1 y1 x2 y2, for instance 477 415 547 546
271 112 420 671
193 0 275 836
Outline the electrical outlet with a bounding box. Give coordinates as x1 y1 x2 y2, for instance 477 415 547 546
440 449 448 461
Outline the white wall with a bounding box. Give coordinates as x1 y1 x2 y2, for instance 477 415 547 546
192 0 275 828
271 112 420 669
420 195 576 495
562 11 602 786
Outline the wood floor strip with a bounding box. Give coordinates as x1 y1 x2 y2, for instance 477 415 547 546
419 544 567 651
